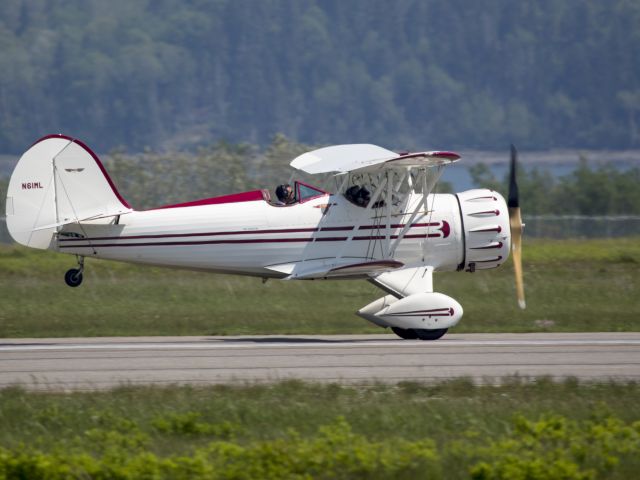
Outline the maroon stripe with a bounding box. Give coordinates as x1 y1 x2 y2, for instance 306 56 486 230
315 237 349 242
440 220 451 238
320 226 354 232
404 233 443 239
57 233 447 249
58 227 321 242
390 308 452 314
58 237 315 249
58 222 444 243
151 190 265 210
358 222 438 230
353 233 442 241
387 151 461 162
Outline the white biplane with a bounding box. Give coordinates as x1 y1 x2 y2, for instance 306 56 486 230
5 135 525 340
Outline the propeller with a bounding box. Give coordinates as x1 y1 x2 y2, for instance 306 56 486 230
508 145 526 309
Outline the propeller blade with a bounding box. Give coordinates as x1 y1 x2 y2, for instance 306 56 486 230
508 145 526 309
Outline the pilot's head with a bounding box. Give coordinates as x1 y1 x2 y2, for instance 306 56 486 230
276 184 294 202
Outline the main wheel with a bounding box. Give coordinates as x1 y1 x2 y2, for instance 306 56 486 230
64 268 83 287
391 327 419 340
414 328 448 341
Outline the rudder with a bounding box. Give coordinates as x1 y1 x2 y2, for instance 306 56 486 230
5 134 131 249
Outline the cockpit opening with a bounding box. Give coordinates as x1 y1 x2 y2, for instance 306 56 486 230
271 181 328 206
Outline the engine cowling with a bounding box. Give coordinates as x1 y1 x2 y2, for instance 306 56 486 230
455 189 511 271
357 292 463 330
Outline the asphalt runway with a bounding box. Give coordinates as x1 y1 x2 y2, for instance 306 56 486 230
1 333 639 391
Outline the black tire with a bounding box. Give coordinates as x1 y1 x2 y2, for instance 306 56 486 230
391 327 419 340
64 268 83 287
414 328 448 341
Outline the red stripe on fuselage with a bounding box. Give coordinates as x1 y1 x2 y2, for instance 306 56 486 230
58 237 316 248
358 222 438 230
58 232 448 249
58 227 320 242
57 222 447 243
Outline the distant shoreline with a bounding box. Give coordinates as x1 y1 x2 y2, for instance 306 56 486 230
457 149 640 166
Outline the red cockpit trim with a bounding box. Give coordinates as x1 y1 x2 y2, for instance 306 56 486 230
151 190 266 210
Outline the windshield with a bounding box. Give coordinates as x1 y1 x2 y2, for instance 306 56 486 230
296 182 327 202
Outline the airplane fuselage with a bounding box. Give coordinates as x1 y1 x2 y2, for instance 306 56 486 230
56 191 467 277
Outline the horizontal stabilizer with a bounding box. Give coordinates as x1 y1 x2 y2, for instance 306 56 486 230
264 263 296 275
32 211 132 231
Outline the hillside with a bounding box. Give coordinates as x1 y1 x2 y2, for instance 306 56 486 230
1 0 639 153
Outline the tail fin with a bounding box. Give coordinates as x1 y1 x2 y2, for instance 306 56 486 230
5 134 131 249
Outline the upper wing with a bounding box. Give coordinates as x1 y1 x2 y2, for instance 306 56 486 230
290 144 460 175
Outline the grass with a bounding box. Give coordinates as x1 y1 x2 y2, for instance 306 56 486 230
0 237 639 337
0 379 639 478
1 240 639 477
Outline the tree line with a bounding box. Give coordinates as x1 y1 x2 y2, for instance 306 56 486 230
1 0 639 154
0 134 640 216
2 135 639 215
469 158 640 216
5 136 638 216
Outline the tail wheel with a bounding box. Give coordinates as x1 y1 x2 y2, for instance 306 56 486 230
414 328 448 341
64 268 83 287
391 327 419 340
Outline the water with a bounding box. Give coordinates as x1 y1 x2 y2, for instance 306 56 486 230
440 149 639 191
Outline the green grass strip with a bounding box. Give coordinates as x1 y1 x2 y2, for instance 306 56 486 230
0 238 639 337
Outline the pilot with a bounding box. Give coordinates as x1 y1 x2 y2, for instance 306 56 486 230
346 185 370 207
357 186 371 206
275 184 296 205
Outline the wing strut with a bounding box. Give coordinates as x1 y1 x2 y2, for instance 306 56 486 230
335 175 389 261
388 165 445 258
384 171 392 257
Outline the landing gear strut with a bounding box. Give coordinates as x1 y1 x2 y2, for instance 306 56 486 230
64 256 84 287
